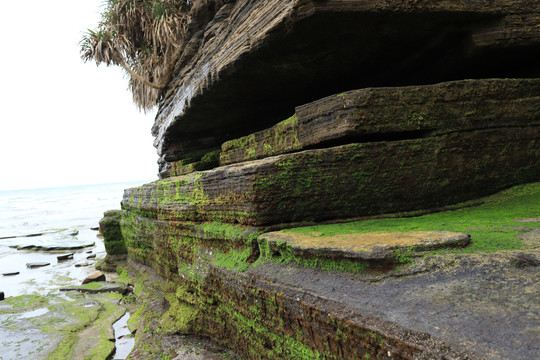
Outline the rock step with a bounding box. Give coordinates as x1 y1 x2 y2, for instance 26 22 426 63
123 126 540 226
259 231 471 261
220 78 540 166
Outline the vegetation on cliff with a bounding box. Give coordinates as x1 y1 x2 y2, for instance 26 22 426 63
80 0 192 110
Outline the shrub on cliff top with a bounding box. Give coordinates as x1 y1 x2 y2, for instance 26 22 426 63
80 0 192 110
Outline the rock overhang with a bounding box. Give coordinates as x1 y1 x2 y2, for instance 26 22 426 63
153 0 540 176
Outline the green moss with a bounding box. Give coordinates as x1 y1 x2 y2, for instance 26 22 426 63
199 221 263 245
85 295 125 360
1 294 47 310
258 238 370 273
284 182 540 253
220 114 301 165
47 334 77 360
160 298 200 334
213 248 253 272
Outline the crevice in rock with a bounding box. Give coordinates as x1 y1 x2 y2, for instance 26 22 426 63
302 129 435 152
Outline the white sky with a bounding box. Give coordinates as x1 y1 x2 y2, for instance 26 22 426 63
0 0 159 191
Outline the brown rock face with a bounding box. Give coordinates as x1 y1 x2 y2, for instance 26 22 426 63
154 0 540 177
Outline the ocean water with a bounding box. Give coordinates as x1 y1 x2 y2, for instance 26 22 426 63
0 182 145 297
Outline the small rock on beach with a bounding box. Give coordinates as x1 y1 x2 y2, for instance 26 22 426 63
82 270 106 284
26 262 50 268
2 272 20 276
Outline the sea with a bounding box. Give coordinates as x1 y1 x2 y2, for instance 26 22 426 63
0 181 146 298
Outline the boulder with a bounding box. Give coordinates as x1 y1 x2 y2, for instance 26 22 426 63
82 270 106 285
99 210 127 255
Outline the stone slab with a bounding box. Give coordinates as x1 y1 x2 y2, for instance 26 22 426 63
239 248 540 360
2 272 19 277
220 78 540 165
11 243 95 251
259 231 470 260
26 262 50 268
124 126 540 226
60 282 128 294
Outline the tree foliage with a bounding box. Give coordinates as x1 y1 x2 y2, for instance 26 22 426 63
81 0 193 110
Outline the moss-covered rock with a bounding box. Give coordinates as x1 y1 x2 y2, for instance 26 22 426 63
221 78 540 165
99 209 127 255
0 292 125 360
120 183 540 360
124 126 540 226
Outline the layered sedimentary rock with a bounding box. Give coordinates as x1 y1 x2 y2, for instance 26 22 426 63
125 120 539 226
154 0 540 178
117 1 540 359
220 78 540 165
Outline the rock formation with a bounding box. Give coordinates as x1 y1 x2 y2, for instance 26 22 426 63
114 1 540 359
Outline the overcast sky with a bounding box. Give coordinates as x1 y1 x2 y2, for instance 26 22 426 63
0 0 158 191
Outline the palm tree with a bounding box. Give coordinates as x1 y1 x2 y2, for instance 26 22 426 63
80 0 192 110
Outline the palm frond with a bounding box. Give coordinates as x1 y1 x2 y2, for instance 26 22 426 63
80 0 192 110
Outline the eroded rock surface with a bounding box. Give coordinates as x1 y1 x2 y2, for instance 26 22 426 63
99 209 127 255
220 78 540 165
260 231 471 261
154 0 540 177
0 292 125 359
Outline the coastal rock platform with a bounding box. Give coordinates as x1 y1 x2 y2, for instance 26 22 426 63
0 292 126 360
